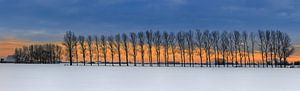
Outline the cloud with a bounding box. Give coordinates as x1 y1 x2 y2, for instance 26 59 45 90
25 30 49 35
0 27 64 41
0 0 299 42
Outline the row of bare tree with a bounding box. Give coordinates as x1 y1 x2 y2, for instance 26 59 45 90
14 44 62 64
64 30 295 67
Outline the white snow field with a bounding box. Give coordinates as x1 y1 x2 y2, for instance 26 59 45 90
0 64 299 91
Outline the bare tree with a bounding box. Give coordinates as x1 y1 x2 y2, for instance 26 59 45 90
276 31 284 67
233 31 241 67
242 31 249 67
203 30 212 67
186 30 195 67
100 35 108 66
27 45 34 63
130 32 138 66
14 48 21 63
169 32 177 67
177 32 186 67
196 30 204 67
79 36 87 66
146 30 154 66
281 33 294 67
73 37 79 66
115 34 122 66
108 36 115 66
212 31 220 67
265 31 271 67
87 35 93 66
246 32 252 67
138 32 146 66
122 33 130 66
221 31 229 67
55 45 62 63
271 31 281 67
63 31 77 66
275 31 283 67
228 33 235 67
250 32 256 67
258 30 265 67
163 31 170 67
94 35 101 66
154 31 162 67
270 31 275 67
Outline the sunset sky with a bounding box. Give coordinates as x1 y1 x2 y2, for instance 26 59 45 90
0 0 300 59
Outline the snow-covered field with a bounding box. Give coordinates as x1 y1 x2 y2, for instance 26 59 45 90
0 64 299 91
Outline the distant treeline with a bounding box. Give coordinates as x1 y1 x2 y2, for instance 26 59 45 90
14 44 62 64
63 30 295 68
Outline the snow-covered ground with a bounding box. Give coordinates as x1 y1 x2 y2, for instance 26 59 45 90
0 64 299 91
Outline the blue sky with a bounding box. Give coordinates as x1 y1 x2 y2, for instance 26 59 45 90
0 0 300 43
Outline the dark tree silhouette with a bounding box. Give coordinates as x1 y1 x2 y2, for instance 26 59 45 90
281 33 294 67
186 30 195 67
212 31 220 67
130 32 138 66
258 30 265 67
94 35 101 66
163 31 170 67
203 30 212 67
146 30 154 66
79 35 87 66
245 32 251 67
122 33 130 66
250 32 256 67
270 31 276 67
264 31 271 67
100 35 108 66
154 31 162 67
177 32 186 67
87 35 93 66
196 30 204 67
228 33 235 67
221 31 229 67
276 31 284 67
242 32 248 67
63 31 77 66
233 31 241 67
258 30 267 67
138 32 146 66
54 45 62 63
14 48 21 63
108 36 116 66
74 36 79 66
169 32 177 67
115 34 122 66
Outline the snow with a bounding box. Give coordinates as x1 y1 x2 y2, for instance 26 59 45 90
0 64 299 91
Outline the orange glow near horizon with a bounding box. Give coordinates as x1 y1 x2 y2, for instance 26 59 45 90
0 37 60 57
1 37 299 63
